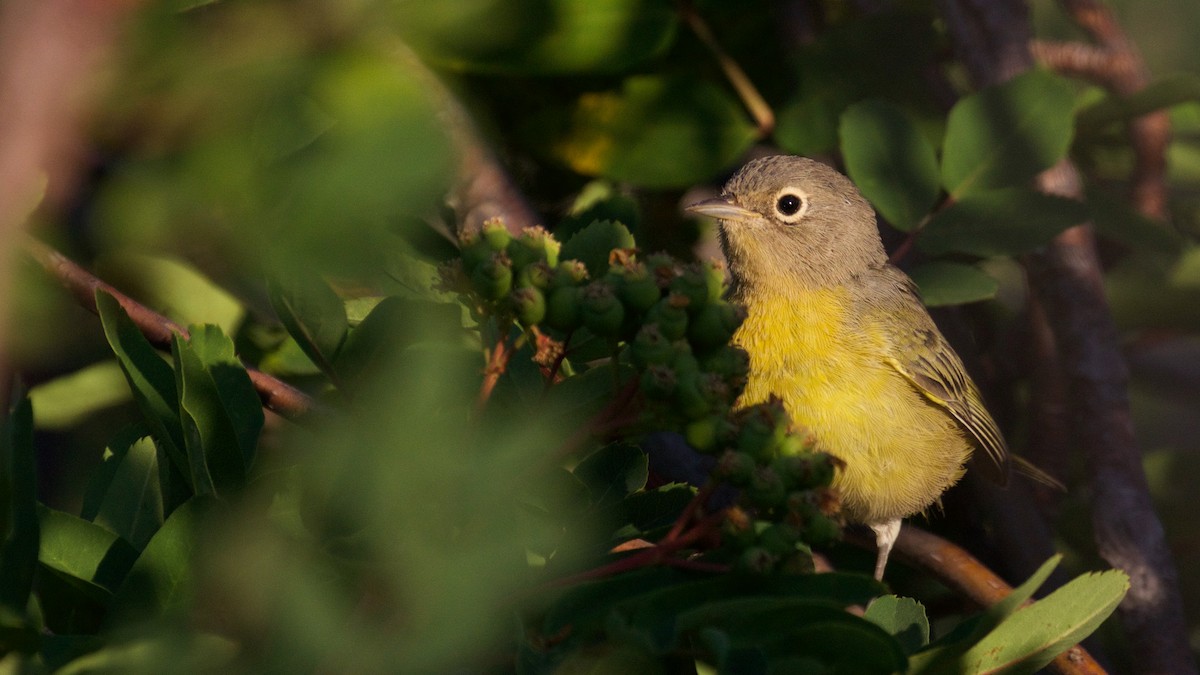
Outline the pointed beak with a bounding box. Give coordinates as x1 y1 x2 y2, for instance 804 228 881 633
685 195 757 222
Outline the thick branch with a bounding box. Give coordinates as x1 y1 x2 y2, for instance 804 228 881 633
22 236 320 422
937 2 1193 673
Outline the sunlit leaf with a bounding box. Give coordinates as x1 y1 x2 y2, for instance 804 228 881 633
864 595 929 654
549 75 757 188
396 0 677 75
38 506 138 599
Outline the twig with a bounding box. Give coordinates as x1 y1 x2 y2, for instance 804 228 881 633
543 511 725 589
1054 0 1171 220
678 1 775 137
21 235 321 423
476 332 514 413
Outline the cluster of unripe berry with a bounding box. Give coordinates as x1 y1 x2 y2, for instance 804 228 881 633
445 219 842 572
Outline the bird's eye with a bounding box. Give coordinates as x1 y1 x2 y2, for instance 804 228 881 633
772 188 809 223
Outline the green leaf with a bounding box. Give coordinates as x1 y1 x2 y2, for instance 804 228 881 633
81 432 165 551
0 395 38 615
37 506 138 599
618 483 695 533
54 633 237 675
334 297 466 390
1077 73 1200 132
957 569 1128 674
267 270 348 382
172 326 263 498
908 262 999 307
547 75 757 188
96 290 190 491
109 496 211 621
864 595 929 654
917 188 1087 257
673 598 906 673
397 0 677 75
188 326 264 469
573 443 649 508
1087 185 1182 253
561 220 636 278
28 360 131 430
941 69 1076 197
910 555 1061 674
839 100 941 231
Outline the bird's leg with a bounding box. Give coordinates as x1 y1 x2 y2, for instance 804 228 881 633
869 519 902 580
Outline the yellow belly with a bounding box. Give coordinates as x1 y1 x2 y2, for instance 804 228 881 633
734 289 971 525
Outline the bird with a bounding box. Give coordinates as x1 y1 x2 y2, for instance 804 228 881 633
686 154 1009 580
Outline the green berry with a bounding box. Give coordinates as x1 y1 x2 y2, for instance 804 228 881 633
551 260 589 289
544 286 582 332
715 450 756 486
758 523 801 555
673 371 711 420
803 514 841 545
684 416 722 453
687 301 744 354
746 467 787 507
508 226 560 270
701 345 750 381
614 265 661 314
644 252 681 289
646 294 689 341
631 324 673 368
738 546 777 574
480 218 512 251
470 251 513 301
670 263 711 312
640 364 677 400
511 286 546 327
580 281 625 337
517 261 553 290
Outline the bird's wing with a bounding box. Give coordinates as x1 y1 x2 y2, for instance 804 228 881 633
865 269 1011 483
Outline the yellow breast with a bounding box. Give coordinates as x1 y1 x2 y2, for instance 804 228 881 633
734 288 972 525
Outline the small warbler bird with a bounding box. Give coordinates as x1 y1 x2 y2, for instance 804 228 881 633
687 155 1009 579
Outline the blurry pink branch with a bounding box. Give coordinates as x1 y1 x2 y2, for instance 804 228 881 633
0 0 138 365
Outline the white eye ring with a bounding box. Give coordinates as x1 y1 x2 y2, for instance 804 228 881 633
772 187 809 223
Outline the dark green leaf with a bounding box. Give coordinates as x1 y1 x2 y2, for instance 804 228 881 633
678 599 905 673
95 290 190 491
267 271 348 381
574 443 649 508
173 335 230 497
190 326 264 471
397 0 677 75
955 569 1128 674
110 496 211 621
917 188 1087 257
547 75 757 188
864 595 929 654
334 297 465 389
908 262 999 307
941 69 1076 197
83 432 165 551
0 394 38 615
37 506 138 599
1087 185 1182 253
1077 73 1200 132
561 220 636 277
840 100 941 231
619 483 695 532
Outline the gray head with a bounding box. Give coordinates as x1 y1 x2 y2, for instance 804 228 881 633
687 155 887 295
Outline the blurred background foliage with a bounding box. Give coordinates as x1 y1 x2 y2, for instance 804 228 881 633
2 0 1199 671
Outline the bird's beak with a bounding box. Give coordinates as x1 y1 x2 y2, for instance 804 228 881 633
685 196 757 222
